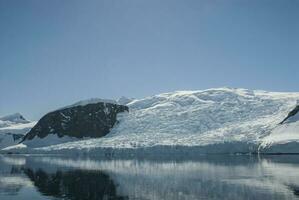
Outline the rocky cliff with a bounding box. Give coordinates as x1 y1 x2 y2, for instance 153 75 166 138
22 102 128 141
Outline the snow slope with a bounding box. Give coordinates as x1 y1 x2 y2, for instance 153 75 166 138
259 105 299 153
0 113 30 128
57 97 133 111
58 98 118 110
284 107 299 123
0 114 36 149
3 87 299 154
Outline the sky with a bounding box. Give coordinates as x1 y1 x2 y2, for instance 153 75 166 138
0 0 298 120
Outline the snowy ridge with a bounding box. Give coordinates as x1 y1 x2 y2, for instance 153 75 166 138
0 122 36 134
56 98 118 111
56 97 133 111
0 114 36 149
0 113 30 128
2 88 299 154
0 113 29 124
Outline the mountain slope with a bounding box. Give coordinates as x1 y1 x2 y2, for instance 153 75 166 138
0 114 35 149
2 88 299 154
0 113 30 128
259 104 299 153
21 102 128 148
280 105 299 124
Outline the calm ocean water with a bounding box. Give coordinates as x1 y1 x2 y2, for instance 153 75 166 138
1 154 299 200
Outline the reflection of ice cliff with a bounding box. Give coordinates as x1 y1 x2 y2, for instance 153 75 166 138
1 155 297 200
0 156 33 197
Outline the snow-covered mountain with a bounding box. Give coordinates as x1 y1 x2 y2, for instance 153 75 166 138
0 113 36 149
21 102 128 148
0 113 30 128
2 88 299 154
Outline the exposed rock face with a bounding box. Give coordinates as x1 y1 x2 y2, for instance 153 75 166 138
23 102 128 141
280 105 299 124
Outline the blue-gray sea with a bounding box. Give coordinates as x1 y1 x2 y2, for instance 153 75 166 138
1 154 299 200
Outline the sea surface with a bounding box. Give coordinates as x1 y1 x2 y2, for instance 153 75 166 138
1 154 299 200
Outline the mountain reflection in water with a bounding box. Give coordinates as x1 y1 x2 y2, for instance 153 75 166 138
1 155 299 200
23 168 127 200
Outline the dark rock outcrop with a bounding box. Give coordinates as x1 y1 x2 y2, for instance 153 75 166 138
22 102 128 141
280 105 299 124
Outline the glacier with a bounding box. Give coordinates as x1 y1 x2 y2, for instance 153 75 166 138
259 107 299 153
2 87 299 155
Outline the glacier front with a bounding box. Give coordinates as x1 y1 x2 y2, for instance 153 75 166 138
2 88 299 155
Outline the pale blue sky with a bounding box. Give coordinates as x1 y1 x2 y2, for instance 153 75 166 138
0 0 298 120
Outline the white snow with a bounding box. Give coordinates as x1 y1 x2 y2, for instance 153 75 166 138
259 104 299 152
2 143 27 151
96 88 298 148
22 134 82 148
261 121 299 146
57 98 118 111
259 116 299 153
0 113 29 125
56 96 133 112
2 88 299 154
0 116 36 149
117 96 134 105
0 122 36 133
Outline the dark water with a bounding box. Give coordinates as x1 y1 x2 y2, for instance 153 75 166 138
1 155 299 200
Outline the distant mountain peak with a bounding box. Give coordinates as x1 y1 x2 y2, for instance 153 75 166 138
0 113 30 124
